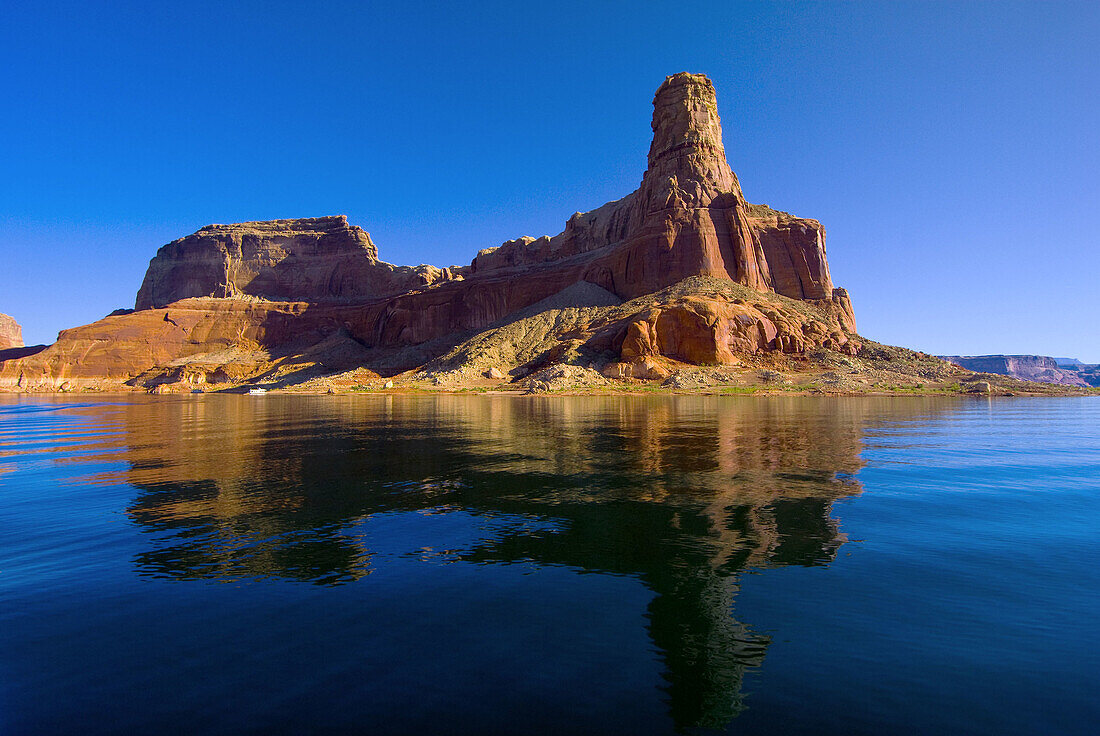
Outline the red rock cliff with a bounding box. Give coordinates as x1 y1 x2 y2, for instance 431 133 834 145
1 73 857 389
134 73 852 331
468 74 847 314
350 72 854 348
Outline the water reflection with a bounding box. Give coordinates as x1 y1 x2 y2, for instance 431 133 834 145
104 395 892 729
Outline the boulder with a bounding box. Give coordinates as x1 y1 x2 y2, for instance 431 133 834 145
524 364 606 392
601 358 671 381
610 293 852 366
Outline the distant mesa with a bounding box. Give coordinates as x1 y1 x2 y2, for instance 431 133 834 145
940 355 1095 387
0 72 1023 394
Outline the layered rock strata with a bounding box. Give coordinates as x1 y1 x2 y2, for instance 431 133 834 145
1 73 859 390
0 313 23 350
135 216 463 309
1077 367 1100 387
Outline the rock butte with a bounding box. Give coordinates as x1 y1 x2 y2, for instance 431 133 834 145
2 73 866 391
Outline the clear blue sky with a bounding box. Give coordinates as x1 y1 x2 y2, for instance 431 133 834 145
2 1 1098 360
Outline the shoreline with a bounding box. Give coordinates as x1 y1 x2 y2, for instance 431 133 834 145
4 381 1095 399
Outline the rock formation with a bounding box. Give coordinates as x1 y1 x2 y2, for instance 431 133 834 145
1 73 863 391
467 74 852 318
135 216 463 310
940 355 1090 387
0 313 22 350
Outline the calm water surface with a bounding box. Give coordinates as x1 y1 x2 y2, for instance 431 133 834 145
1 394 1098 734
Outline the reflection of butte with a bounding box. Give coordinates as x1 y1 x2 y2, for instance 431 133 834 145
123 398 373 583
121 396 868 727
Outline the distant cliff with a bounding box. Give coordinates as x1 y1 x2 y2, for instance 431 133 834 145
1055 359 1100 387
1078 367 1100 387
940 355 1089 387
0 313 23 350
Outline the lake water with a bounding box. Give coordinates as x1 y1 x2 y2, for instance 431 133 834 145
1 394 1098 735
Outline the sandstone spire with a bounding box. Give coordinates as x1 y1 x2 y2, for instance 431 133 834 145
644 72 742 202
458 73 841 308
625 73 771 293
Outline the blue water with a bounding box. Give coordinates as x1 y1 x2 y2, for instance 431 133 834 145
1 395 1097 734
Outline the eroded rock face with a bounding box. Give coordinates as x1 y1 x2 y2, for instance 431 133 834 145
602 293 857 367
135 216 463 310
0 313 22 350
0 298 381 390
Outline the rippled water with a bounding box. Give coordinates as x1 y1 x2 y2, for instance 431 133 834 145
1 394 1098 734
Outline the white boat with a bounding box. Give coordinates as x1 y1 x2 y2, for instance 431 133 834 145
248 387 267 395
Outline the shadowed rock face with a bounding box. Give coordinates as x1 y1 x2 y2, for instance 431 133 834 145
1 73 859 389
0 313 22 350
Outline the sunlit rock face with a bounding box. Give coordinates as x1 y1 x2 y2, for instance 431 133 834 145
0 313 23 350
135 216 461 310
1 73 858 389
